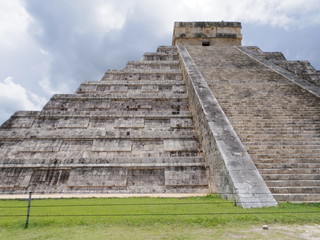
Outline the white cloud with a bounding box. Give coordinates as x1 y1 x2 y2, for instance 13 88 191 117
94 2 126 32
134 0 320 30
0 77 46 110
0 0 31 48
0 0 320 124
39 77 70 96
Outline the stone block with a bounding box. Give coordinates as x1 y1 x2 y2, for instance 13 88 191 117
114 118 144 128
92 140 132 152
127 168 165 186
164 139 199 151
58 118 90 128
68 168 127 187
170 118 193 128
165 166 208 186
132 140 164 151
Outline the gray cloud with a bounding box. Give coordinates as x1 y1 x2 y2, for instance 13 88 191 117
243 23 320 69
0 0 320 124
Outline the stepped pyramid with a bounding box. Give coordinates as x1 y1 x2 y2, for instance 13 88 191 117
1 22 320 208
0 46 208 195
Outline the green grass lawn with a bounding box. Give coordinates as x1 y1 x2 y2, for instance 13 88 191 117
0 195 319 239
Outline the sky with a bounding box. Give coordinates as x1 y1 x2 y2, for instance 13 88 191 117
0 0 320 124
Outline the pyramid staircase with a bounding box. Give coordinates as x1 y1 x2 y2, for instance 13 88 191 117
186 45 320 202
0 46 208 194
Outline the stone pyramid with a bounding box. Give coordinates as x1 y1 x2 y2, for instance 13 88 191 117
1 22 320 208
0 45 208 195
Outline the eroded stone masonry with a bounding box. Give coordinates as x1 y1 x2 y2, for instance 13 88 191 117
1 22 319 208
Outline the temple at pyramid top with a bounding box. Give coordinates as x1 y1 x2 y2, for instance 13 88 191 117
172 21 242 46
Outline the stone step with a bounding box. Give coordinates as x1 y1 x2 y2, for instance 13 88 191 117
43 101 189 113
210 81 293 86
255 163 320 169
249 152 320 158
269 187 320 194
102 70 182 81
254 158 320 164
156 46 178 54
20 117 194 130
50 92 188 100
240 129 320 135
2 114 195 132
0 165 208 194
273 60 316 75
116 68 181 74
261 52 286 61
125 61 180 70
1 112 39 128
231 117 320 122
273 193 320 202
241 140 319 145
254 156 319 161
0 162 207 168
237 129 320 134
3 149 202 160
241 136 320 142
299 73 319 80
78 80 184 88
248 149 320 155
38 110 192 118
142 52 179 61
225 104 320 109
237 123 320 128
236 124 320 129
0 186 209 195
224 113 320 118
76 83 186 94
243 142 320 147
265 180 320 187
233 119 320 124
223 105 320 110
248 145 320 151
0 156 206 165
253 153 320 159
244 141 320 146
234 118 320 123
187 45 320 202
1 117 36 129
1 139 201 154
262 174 320 181
242 137 320 143
0 128 198 140
260 168 320 174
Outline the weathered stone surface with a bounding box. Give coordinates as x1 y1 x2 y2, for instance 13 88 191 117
1 21 319 207
237 46 320 96
186 45 320 203
178 45 277 208
0 45 208 195
242 46 320 88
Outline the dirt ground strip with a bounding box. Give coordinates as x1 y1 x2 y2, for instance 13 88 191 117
225 225 320 240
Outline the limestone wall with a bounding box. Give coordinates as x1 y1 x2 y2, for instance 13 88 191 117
0 46 209 195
